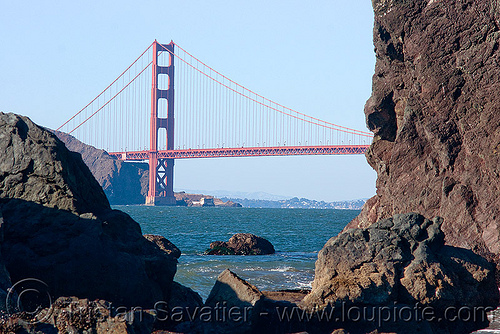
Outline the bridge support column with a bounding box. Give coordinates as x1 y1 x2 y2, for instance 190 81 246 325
146 40 176 206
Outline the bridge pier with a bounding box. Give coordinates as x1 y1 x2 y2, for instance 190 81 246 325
146 157 176 206
146 40 177 206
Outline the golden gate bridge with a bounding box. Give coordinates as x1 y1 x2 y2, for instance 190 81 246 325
58 40 373 205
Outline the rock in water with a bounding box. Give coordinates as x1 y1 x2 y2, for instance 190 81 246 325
144 234 181 259
0 112 177 308
351 0 500 262
303 213 499 333
206 233 275 255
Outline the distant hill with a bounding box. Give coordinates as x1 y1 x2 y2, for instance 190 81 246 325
54 130 149 205
220 197 366 210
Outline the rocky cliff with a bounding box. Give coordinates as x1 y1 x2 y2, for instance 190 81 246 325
350 0 500 263
54 131 149 205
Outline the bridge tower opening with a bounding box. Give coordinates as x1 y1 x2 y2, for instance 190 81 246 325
146 40 176 206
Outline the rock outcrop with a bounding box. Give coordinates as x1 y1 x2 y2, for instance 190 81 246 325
0 112 178 308
350 0 500 263
303 213 499 333
144 234 181 259
0 296 156 333
2 116 109 214
205 233 275 255
54 131 149 205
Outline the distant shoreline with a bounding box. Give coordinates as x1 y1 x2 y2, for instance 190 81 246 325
220 197 366 209
124 195 366 210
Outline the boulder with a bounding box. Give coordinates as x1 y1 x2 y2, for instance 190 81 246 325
302 213 499 333
206 241 236 255
144 234 182 259
0 112 179 308
202 269 265 334
166 281 203 312
351 0 500 265
152 281 203 330
205 233 275 255
0 113 109 215
0 296 155 333
206 269 264 308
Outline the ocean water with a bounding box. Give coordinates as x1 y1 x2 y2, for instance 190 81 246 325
114 206 360 300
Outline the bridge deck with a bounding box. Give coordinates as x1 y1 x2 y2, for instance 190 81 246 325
109 145 370 160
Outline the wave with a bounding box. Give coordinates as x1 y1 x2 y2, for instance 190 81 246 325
268 266 296 272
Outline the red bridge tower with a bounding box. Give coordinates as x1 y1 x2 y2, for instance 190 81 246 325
146 40 176 205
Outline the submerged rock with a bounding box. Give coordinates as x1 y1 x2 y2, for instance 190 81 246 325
205 233 275 255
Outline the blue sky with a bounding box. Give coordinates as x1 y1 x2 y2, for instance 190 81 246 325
0 1 377 201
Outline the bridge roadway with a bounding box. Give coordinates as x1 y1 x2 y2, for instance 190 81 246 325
109 145 370 160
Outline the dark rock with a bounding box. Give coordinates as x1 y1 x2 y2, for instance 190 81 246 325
206 241 236 255
0 215 13 312
261 289 309 304
167 281 203 312
227 233 275 255
2 200 177 309
151 281 203 330
302 213 499 333
351 0 500 267
54 130 149 205
0 296 155 333
203 269 265 334
0 113 109 215
206 233 275 255
206 269 264 307
0 113 180 308
144 234 182 259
